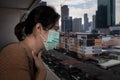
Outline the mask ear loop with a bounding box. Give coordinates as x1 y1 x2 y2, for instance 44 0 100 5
39 34 47 43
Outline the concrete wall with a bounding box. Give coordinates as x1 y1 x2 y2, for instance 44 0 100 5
0 8 24 50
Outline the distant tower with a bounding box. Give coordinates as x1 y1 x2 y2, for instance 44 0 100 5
61 5 69 32
92 15 96 30
64 17 72 32
39 1 47 6
96 0 115 29
73 18 82 32
61 5 69 20
84 13 89 32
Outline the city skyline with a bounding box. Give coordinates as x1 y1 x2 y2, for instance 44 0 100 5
42 0 120 24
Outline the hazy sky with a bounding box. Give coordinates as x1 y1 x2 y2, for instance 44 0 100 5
42 0 120 24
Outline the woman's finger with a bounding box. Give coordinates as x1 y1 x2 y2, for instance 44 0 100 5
32 51 37 59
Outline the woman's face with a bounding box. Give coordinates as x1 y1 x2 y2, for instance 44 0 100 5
36 21 59 49
51 21 59 31
41 21 59 40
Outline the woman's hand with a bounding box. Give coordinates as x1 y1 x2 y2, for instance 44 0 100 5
32 51 46 80
32 51 46 71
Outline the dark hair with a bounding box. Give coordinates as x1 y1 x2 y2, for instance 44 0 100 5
14 22 26 41
24 6 60 35
15 6 60 40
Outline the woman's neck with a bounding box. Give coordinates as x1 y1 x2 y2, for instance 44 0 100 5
21 34 43 55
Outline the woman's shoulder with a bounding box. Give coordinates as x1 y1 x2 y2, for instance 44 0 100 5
0 42 25 56
1 42 21 51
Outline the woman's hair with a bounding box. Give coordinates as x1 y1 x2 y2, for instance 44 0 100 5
15 6 60 41
14 22 26 41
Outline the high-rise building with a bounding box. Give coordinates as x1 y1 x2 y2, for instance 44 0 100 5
61 5 69 20
61 5 69 32
72 18 83 32
92 15 96 30
84 13 89 32
64 17 72 32
96 0 115 29
38 1 47 6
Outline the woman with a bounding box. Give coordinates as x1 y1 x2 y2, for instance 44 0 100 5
0 6 60 80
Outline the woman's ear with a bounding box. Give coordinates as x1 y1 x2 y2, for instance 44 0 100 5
35 23 43 34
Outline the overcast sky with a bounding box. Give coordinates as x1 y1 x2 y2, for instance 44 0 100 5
42 0 120 24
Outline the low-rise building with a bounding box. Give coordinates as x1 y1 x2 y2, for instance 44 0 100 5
59 32 102 56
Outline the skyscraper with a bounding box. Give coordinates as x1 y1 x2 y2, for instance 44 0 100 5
72 18 82 32
84 13 89 32
61 5 69 20
38 1 47 6
61 5 69 32
64 17 72 32
92 15 96 30
96 0 115 29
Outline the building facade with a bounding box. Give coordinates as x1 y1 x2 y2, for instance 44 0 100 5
92 15 96 30
61 5 69 32
72 18 83 32
96 0 115 29
84 13 89 32
59 32 102 55
38 1 47 6
64 17 72 32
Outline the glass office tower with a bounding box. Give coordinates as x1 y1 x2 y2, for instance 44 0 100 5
96 0 115 28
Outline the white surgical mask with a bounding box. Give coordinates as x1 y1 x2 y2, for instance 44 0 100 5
41 29 59 50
